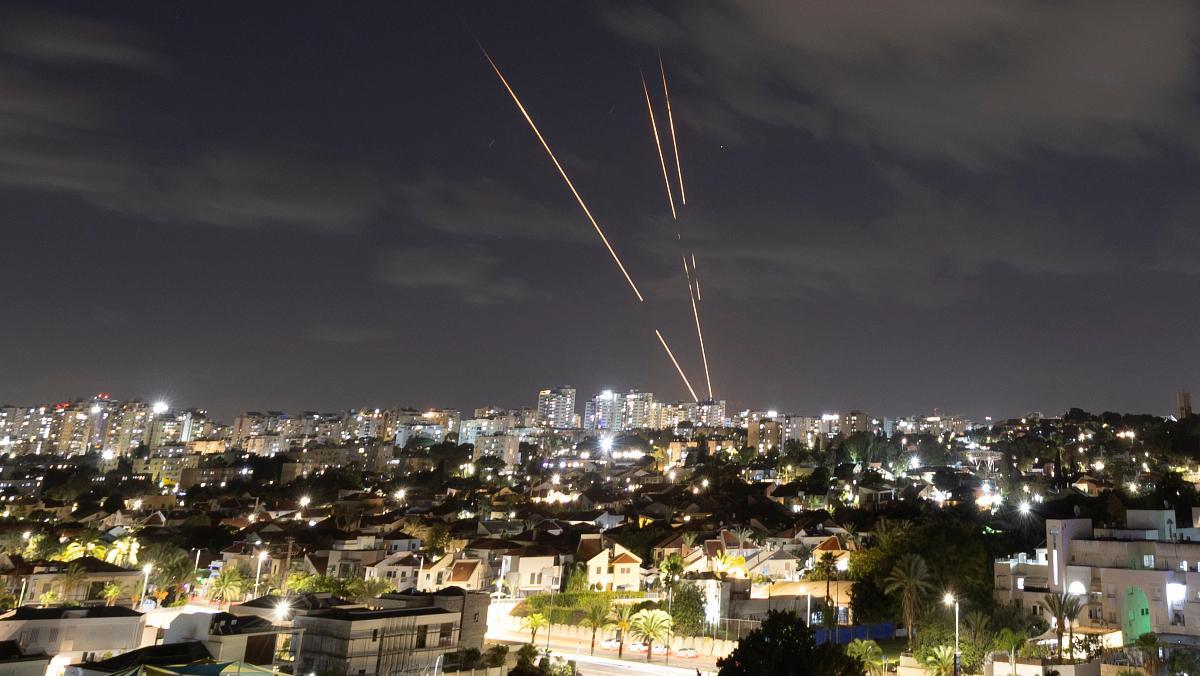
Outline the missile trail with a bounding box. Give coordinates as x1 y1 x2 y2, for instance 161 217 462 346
478 43 644 302
683 255 713 399
655 329 699 401
641 72 676 220
659 56 686 206
691 253 701 300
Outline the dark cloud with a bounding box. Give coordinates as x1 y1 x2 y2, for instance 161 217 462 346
0 9 385 232
1 7 166 70
375 246 534 304
399 173 587 242
606 1 1200 166
647 166 1161 306
304 324 394 345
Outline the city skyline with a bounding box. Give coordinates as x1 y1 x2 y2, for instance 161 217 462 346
6 2 1200 421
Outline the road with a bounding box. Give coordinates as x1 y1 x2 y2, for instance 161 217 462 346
486 625 721 675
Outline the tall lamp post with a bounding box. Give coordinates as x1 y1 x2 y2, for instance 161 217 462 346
254 551 268 598
139 564 153 608
943 592 960 676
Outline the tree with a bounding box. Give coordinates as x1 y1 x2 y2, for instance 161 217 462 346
1040 592 1080 660
355 577 393 602
482 644 508 668
845 639 884 676
579 599 611 655
630 609 672 662
209 567 246 603
55 563 88 602
607 604 636 659
994 628 1026 676
658 553 684 588
923 645 956 676
105 537 139 567
731 528 756 557
883 553 934 650
670 584 705 636
1134 632 1160 675
1062 595 1083 661
717 610 863 675
102 582 124 607
0 532 24 556
142 543 194 601
522 612 548 645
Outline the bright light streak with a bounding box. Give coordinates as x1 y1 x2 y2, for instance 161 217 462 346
478 43 644 301
655 329 699 401
690 253 700 301
659 56 685 205
641 72 676 219
683 255 713 399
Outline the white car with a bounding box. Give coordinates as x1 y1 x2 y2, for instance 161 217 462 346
599 638 621 651
674 647 699 658
627 642 648 653
652 644 668 655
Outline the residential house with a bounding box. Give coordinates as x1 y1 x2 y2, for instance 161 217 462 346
577 534 642 591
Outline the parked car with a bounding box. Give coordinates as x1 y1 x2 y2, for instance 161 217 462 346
652 644 668 655
599 638 621 650
674 647 699 658
627 642 648 653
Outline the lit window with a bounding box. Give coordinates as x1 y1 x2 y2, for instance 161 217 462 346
1016 577 1025 590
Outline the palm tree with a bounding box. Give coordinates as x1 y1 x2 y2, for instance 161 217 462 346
101 582 124 607
579 599 611 655
810 551 838 625
1040 592 1080 659
994 628 1026 676
730 528 755 557
607 604 636 659
55 562 88 602
1063 596 1083 661
846 638 885 675
629 609 672 662
357 577 393 602
680 532 697 557
924 645 956 676
209 568 245 603
883 553 935 650
141 543 193 602
105 537 139 567
1134 632 1160 675
521 612 548 645
0 532 25 556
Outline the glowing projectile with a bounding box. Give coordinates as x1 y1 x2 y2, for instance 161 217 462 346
659 56 686 205
655 329 699 401
641 72 676 220
479 43 644 302
682 255 713 398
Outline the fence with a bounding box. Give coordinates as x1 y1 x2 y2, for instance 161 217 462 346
813 623 895 645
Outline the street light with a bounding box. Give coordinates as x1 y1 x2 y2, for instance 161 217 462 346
943 592 960 676
254 551 269 598
139 564 153 608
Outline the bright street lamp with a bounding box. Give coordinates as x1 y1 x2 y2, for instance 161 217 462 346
139 564 153 608
1018 500 1031 515
943 592 960 676
394 489 406 501
253 551 269 598
152 401 169 415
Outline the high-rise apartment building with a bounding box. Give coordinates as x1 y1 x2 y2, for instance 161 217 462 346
583 390 621 432
536 387 576 429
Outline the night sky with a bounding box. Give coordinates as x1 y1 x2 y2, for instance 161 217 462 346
4 1 1200 421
